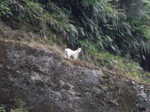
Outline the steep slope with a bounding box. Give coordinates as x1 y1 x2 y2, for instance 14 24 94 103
0 0 150 112
0 40 149 112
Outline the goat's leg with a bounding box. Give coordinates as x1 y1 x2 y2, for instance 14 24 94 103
64 54 67 59
64 51 68 59
73 54 78 60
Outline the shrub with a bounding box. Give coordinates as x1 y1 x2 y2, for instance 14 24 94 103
0 106 5 112
0 0 12 17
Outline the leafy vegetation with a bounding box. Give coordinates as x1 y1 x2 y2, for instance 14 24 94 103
0 98 28 112
0 0 150 82
0 0 11 16
0 1 150 111
0 106 5 112
80 40 150 83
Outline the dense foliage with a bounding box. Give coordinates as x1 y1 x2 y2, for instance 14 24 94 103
0 0 150 71
52 0 150 71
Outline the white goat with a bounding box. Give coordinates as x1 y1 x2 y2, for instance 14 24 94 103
64 48 82 60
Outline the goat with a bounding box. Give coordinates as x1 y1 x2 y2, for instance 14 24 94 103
64 48 82 60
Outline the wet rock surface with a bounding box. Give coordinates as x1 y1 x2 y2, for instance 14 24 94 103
0 41 149 112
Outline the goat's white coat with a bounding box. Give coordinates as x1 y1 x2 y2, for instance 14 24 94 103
64 48 82 60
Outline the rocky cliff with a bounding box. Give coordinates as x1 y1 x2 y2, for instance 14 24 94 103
0 40 149 112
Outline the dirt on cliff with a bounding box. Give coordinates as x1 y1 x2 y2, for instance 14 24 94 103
0 40 149 112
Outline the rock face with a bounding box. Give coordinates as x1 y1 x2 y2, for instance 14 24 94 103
0 40 149 112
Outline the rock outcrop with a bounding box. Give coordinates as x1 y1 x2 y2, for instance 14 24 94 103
0 40 149 112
